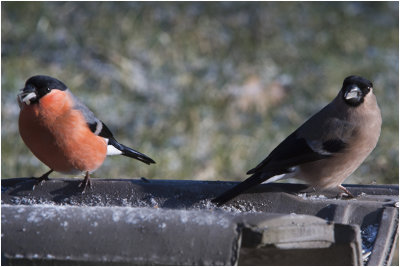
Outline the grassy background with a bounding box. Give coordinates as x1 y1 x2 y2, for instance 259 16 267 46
2 2 398 185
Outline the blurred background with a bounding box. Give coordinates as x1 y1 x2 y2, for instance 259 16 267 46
2 2 398 185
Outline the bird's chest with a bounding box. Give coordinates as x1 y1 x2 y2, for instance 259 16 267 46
19 102 87 145
19 103 107 172
299 111 381 188
19 105 57 152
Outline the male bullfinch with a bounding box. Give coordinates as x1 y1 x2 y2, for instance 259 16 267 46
18 75 155 191
212 75 382 205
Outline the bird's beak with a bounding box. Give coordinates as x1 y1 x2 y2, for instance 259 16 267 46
344 86 362 100
18 86 37 106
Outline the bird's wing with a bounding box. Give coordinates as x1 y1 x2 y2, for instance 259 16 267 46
213 117 350 206
69 91 155 164
246 131 332 174
68 90 101 132
247 112 350 175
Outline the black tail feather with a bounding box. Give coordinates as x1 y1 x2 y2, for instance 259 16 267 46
109 139 156 165
121 144 156 165
211 171 284 206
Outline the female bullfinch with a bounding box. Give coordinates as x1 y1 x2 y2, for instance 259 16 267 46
18 75 155 191
212 75 382 205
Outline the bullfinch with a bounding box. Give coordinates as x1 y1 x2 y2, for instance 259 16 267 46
18 75 155 191
212 75 382 205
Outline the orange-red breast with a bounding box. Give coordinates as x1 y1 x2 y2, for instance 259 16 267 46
18 75 155 191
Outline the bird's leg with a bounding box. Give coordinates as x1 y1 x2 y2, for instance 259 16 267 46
79 171 92 193
32 169 53 189
338 185 354 198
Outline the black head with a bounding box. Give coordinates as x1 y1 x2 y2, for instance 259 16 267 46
19 75 68 105
341 75 373 107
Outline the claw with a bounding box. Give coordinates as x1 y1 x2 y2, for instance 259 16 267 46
338 185 354 198
78 172 92 193
31 169 53 190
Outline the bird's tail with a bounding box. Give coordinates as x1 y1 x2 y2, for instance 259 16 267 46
108 139 156 165
211 171 284 206
120 144 156 165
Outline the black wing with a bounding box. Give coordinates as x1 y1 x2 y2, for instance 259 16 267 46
247 130 333 175
88 120 156 165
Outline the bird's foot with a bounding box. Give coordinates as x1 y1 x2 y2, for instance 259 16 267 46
78 172 92 193
31 169 53 190
338 185 354 198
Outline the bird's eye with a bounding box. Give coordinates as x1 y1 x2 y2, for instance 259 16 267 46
47 88 51 92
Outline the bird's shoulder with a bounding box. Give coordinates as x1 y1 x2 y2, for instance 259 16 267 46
68 91 115 139
247 102 352 175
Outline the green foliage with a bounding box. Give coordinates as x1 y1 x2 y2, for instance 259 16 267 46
2 2 398 185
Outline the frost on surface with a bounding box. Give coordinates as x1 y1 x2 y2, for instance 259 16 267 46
297 193 328 200
2 204 234 230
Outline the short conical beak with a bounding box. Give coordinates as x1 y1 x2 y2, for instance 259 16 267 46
18 86 37 106
344 86 362 100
